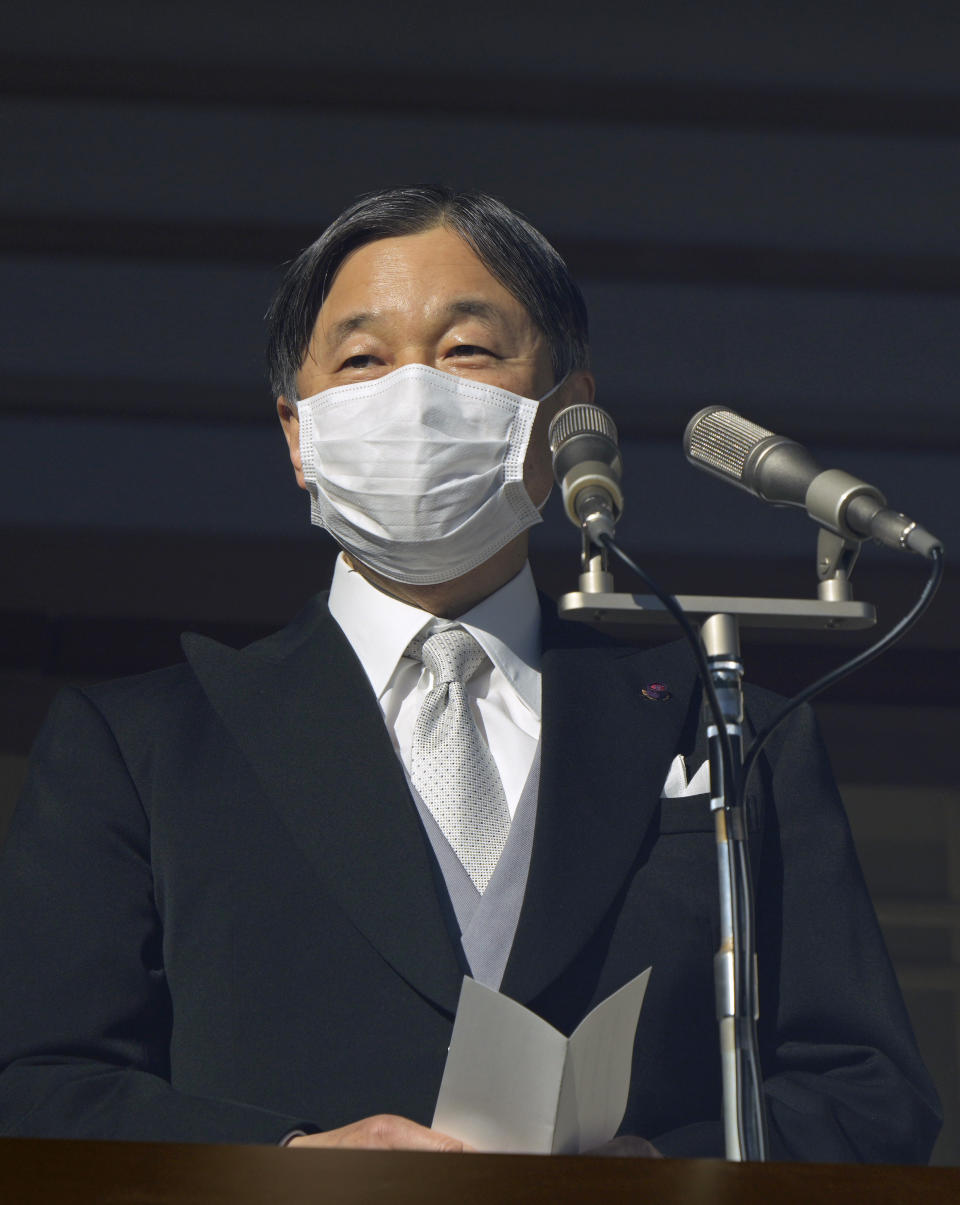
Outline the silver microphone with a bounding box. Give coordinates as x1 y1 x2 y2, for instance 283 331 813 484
548 404 624 544
684 406 942 558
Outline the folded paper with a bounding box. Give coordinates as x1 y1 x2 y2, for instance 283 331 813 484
432 967 652 1154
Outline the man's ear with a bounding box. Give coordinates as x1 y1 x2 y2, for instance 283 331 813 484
277 397 306 490
542 369 596 430
565 369 596 408
523 368 598 506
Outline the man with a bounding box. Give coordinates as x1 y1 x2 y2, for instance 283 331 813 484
0 187 941 1160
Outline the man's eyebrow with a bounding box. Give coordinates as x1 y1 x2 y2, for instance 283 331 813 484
443 298 509 325
324 312 379 348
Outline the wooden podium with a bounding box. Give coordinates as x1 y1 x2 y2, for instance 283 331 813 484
1 1139 958 1204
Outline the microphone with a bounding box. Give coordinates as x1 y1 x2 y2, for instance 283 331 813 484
548 404 624 544
684 406 942 558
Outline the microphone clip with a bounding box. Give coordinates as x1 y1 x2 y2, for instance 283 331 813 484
579 527 615 594
816 529 862 603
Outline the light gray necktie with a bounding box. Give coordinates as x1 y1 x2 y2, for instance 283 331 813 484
406 627 512 893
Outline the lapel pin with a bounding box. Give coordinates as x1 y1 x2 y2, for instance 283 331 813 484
642 682 671 702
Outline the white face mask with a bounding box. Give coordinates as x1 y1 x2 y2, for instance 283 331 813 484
298 363 563 585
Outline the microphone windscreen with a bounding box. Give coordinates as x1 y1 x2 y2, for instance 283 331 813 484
684 406 774 484
549 404 619 456
548 404 621 485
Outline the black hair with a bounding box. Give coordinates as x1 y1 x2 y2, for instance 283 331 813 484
265 186 590 401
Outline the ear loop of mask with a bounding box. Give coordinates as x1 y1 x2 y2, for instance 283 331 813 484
530 371 570 511
538 373 569 404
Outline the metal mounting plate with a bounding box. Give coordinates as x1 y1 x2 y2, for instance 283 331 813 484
557 592 876 630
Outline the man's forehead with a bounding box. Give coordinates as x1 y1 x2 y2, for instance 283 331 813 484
313 229 533 335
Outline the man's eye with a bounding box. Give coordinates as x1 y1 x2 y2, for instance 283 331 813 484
449 345 497 358
340 354 380 369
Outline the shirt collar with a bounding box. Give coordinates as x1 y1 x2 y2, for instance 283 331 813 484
327 554 542 716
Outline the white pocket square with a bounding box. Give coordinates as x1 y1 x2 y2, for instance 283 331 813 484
661 755 711 799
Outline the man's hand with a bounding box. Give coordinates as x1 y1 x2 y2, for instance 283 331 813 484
286 1114 470 1151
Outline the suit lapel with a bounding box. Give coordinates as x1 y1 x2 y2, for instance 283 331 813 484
182 598 463 1016
501 631 700 1005
181 593 700 1015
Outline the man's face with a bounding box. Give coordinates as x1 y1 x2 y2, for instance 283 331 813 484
280 225 590 508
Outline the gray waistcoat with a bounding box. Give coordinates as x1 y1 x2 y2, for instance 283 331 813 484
409 745 541 991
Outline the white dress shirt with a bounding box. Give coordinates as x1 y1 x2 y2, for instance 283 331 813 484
329 553 704 818
327 554 541 819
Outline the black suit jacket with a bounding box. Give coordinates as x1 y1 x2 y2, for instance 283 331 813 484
0 594 941 1160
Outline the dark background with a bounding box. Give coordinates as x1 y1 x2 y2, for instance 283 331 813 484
2 0 959 1163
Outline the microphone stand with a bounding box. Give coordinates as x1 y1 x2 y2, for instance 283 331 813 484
701 610 764 1161
561 530 875 1161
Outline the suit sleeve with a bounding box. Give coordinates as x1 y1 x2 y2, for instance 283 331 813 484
751 702 939 1162
0 688 316 1143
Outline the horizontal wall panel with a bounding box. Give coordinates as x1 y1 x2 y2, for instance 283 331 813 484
4 63 960 138
5 2 960 95
4 99 960 258
0 258 277 391
5 216 960 295
588 281 960 443
0 414 300 536
3 259 959 446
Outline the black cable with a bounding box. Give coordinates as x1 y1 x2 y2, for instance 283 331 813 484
599 534 740 808
741 546 944 801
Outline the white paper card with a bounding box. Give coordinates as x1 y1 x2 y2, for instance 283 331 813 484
432 967 651 1154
